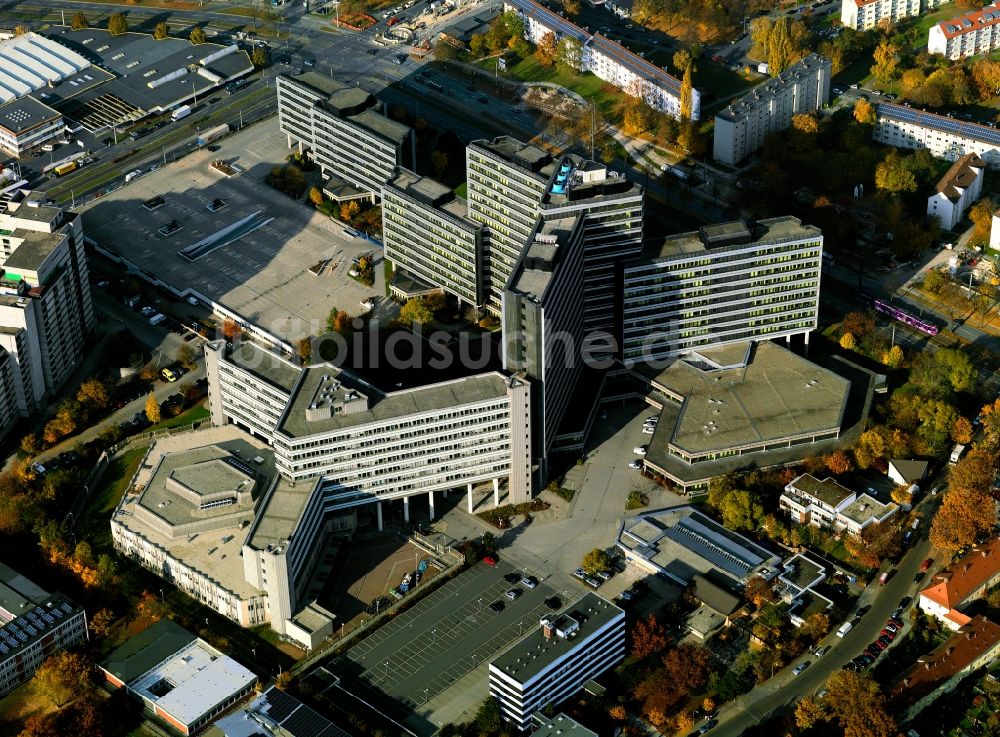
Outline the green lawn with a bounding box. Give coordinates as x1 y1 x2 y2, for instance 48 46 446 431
694 63 757 103
907 1 957 46
489 55 622 116
453 181 468 198
78 447 147 550
147 403 209 432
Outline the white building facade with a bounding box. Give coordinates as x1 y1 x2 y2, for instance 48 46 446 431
927 153 985 231
874 102 1000 167
841 0 946 31
713 54 831 166
929 2 1000 60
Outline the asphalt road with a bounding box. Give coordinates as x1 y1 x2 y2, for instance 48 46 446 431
709 492 942 736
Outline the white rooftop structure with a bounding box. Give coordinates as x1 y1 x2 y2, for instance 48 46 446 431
0 33 90 103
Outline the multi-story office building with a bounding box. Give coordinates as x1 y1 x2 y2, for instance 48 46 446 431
0 563 88 697
276 72 414 201
929 1 1000 59
621 217 822 362
0 97 63 158
382 169 485 307
489 593 625 731
840 0 946 31
0 188 94 440
468 137 644 335
713 54 831 166
502 215 586 476
504 0 699 119
874 101 1000 167
927 153 985 230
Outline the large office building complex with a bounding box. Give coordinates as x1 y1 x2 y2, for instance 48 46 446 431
383 169 485 307
621 217 822 362
276 72 414 201
713 54 831 166
929 1 1000 59
489 593 625 731
0 563 88 697
840 0 946 30
0 188 94 440
504 0 699 119
468 137 643 332
874 102 1000 167
502 216 586 475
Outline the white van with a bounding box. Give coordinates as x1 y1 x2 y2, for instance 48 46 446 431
836 621 853 638
149 313 167 326
125 169 143 183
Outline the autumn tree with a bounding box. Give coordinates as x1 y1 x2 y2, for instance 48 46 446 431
630 613 668 659
952 416 974 445
35 651 93 707
870 40 898 85
854 97 876 125
824 671 899 737
842 311 875 337
680 65 694 120
296 337 312 365
276 671 293 690
582 547 611 575
789 113 819 151
882 344 905 368
971 57 1000 99
252 46 269 68
875 150 917 193
398 299 434 325
19 714 59 737
844 520 900 569
674 713 695 734
145 393 161 424
20 433 40 458
536 31 557 67
622 96 654 135
177 344 197 371
107 12 127 35
153 21 169 39
795 696 826 729
663 644 712 689
839 332 857 351
980 398 1000 451
77 379 109 410
745 575 776 607
890 484 913 506
609 705 627 721
948 448 999 495
190 27 207 45
221 317 242 342
970 197 996 238
931 485 997 553
563 0 581 14
89 608 115 638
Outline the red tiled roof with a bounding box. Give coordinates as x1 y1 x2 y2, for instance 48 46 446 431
891 616 1000 709
936 1 1000 39
920 537 1000 610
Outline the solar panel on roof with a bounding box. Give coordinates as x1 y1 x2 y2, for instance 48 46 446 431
283 705 332 737
262 688 299 722
60 603 72 614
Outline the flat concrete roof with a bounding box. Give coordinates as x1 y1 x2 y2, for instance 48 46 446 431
839 493 897 527
490 593 623 680
507 216 578 302
787 474 854 508
101 619 196 684
0 563 50 617
79 121 380 346
228 341 301 394
245 475 313 551
0 95 61 135
277 367 511 438
3 227 62 272
651 342 848 456
115 425 273 599
469 136 556 180
287 72 410 146
644 216 821 261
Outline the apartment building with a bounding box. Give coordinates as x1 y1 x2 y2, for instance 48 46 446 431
713 54 831 166
929 1 1000 59
382 169 485 307
489 593 625 731
276 72 414 200
841 0 946 31
0 96 63 158
502 215 586 477
0 563 88 697
874 102 1000 167
504 0 699 119
927 153 985 230
0 188 94 440
919 537 1000 629
468 137 644 336
621 217 822 362
780 474 898 535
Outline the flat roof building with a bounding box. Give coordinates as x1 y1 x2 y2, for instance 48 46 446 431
780 473 898 535
277 72 413 201
616 506 782 586
489 593 625 731
0 188 94 441
621 217 822 362
929 1 1000 59
875 101 1000 168
100 620 256 736
0 95 63 158
0 563 88 697
382 169 485 306
211 686 353 737
639 342 853 492
713 54 831 166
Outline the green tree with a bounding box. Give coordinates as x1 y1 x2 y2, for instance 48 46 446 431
536 31 557 67
145 393 161 424
71 11 89 30
719 489 764 532
582 547 611 574
922 268 946 293
107 12 127 36
853 428 886 469
399 299 434 325
909 348 975 396
189 27 207 45
153 21 169 40
470 33 487 58
177 344 197 371
875 150 917 193
556 37 583 75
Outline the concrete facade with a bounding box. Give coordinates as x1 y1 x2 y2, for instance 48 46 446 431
840 0 946 30
929 1 1000 59
926 152 985 231
874 101 1000 167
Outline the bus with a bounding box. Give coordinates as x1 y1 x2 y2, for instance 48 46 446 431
54 161 78 177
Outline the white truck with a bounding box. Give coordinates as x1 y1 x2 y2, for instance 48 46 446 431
171 104 193 122
836 621 853 638
949 443 966 465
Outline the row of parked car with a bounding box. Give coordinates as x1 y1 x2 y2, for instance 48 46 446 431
843 614 905 671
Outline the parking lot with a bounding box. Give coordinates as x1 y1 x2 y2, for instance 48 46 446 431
79 121 386 346
333 559 563 733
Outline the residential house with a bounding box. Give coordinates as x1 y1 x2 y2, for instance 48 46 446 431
780 474 898 534
919 538 1000 629
927 153 985 231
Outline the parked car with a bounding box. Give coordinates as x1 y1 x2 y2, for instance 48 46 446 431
921 558 933 571
628 460 643 469
482 555 498 566
814 645 829 657
521 575 538 589
595 570 612 582
572 567 586 580
878 635 892 648
584 576 602 589
489 600 505 613
505 588 523 600
913 571 925 584
792 661 810 676
632 445 647 455
504 572 521 584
